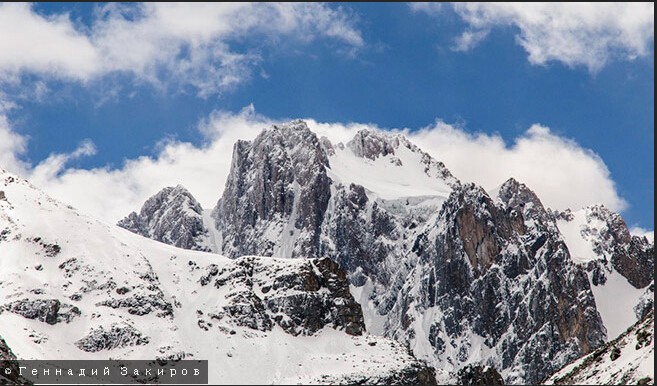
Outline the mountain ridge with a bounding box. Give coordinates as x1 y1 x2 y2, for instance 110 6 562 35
116 120 653 384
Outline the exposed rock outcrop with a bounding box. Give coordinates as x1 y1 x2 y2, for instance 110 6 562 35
455 364 505 386
201 256 365 336
214 120 332 259
75 324 150 352
118 185 210 251
2 299 80 325
1 335 30 384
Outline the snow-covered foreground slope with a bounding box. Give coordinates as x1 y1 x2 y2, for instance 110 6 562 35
545 310 654 385
0 169 438 385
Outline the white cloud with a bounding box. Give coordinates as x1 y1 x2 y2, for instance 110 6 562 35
413 3 654 72
25 106 273 223
453 29 489 52
0 107 627 226
0 115 29 173
630 227 654 244
0 3 100 82
408 3 443 16
0 3 363 95
406 121 627 212
30 139 96 183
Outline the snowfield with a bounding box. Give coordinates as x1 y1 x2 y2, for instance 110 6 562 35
0 169 438 384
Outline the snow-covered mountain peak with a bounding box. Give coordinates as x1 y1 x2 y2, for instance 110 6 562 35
346 129 400 160
254 119 330 168
554 204 654 339
118 185 210 251
328 128 459 202
111 121 653 384
496 177 543 210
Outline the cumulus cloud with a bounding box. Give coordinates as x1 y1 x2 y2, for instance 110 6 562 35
0 106 629 226
25 106 273 223
0 3 99 82
412 2 654 72
0 3 363 95
406 121 627 212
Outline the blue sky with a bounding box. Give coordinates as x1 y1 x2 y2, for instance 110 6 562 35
0 3 653 232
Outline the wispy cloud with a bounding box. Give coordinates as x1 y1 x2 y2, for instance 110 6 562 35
0 3 363 96
412 3 655 72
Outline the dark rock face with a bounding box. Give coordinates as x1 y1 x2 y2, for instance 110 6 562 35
634 282 654 320
214 120 331 258
588 205 654 289
118 185 209 251
616 235 654 289
202 256 365 336
455 365 505 386
2 298 80 325
326 183 404 286
386 180 606 384
75 324 150 352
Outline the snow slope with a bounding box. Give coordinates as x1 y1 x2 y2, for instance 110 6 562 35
326 132 457 202
0 169 437 385
545 310 654 385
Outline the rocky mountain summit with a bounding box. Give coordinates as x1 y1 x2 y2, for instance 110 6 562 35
118 185 210 251
117 120 654 384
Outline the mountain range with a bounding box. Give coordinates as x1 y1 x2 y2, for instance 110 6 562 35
1 120 653 385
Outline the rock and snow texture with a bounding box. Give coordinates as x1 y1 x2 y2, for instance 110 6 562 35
213 120 333 259
115 120 654 384
118 185 211 251
331 129 459 200
555 205 654 337
0 169 437 385
545 310 654 385
384 179 606 384
210 120 460 287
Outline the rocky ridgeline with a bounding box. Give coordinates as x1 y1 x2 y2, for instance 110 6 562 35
118 121 654 384
385 180 606 384
118 185 210 251
1 335 30 384
347 129 459 187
